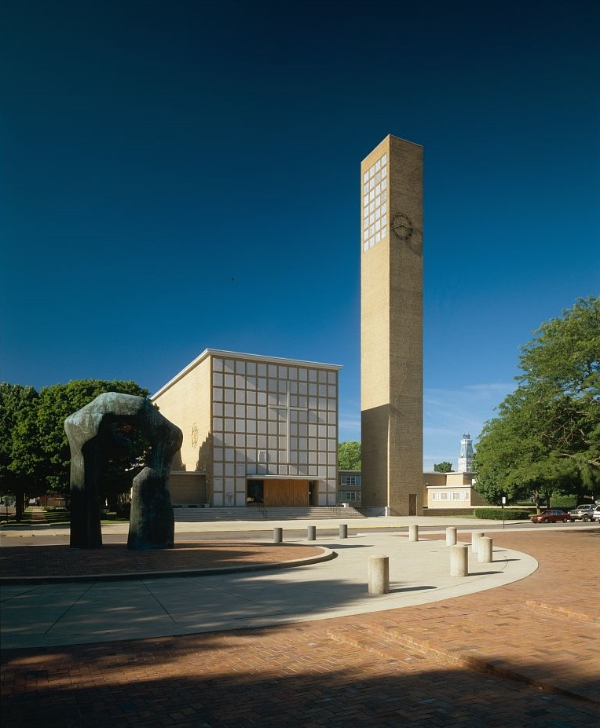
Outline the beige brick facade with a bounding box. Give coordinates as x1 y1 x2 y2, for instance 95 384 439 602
361 135 423 515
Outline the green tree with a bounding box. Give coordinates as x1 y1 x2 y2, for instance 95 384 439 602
0 383 41 520
338 441 361 470
433 461 453 473
2 380 149 517
475 297 600 508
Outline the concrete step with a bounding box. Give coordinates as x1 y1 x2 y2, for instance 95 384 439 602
173 506 365 522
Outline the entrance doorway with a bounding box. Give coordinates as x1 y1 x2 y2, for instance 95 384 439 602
409 493 417 516
246 480 264 506
247 479 310 507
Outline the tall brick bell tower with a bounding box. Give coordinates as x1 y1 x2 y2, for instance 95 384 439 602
360 135 423 515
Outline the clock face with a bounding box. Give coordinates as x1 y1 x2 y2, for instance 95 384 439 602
391 212 413 242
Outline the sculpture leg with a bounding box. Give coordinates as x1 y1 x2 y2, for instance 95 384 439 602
70 444 103 549
127 467 175 550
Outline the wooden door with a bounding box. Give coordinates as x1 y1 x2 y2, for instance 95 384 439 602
409 493 417 516
264 480 309 506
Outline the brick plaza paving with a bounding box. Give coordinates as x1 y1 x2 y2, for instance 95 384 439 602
0 540 329 580
1 527 599 727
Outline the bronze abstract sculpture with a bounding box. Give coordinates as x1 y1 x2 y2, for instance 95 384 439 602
65 393 182 550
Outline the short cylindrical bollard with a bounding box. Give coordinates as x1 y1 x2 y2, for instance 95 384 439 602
368 555 390 594
446 527 457 546
273 527 283 543
339 523 348 539
450 543 469 576
307 525 316 541
408 524 419 542
471 531 484 554
478 536 493 563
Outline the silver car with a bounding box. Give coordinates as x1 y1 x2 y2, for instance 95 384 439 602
568 504 597 521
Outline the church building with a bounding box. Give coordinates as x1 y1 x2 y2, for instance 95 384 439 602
151 349 341 509
152 134 425 515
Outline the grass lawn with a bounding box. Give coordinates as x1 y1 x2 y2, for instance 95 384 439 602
1 507 129 527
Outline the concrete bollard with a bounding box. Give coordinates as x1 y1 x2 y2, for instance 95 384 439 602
368 555 390 594
307 525 316 541
273 527 283 543
478 536 493 563
471 531 484 554
450 543 469 576
446 527 457 546
408 524 419 542
339 523 348 539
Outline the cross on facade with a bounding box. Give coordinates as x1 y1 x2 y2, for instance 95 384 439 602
270 382 308 463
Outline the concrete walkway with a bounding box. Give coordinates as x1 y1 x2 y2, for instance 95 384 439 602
1 522 537 648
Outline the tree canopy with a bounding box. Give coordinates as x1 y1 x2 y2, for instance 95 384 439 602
339 441 361 470
433 461 453 473
474 296 600 507
0 380 149 518
0 383 40 520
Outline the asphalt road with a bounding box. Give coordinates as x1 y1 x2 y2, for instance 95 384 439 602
1 518 596 547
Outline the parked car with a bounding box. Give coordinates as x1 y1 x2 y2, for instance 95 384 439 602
568 504 597 522
530 509 571 523
592 505 600 522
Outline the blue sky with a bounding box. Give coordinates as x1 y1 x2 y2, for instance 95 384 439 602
1 0 599 470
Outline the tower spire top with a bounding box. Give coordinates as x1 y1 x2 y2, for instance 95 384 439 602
457 433 474 472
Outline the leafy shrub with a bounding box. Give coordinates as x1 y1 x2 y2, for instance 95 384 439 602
549 496 579 508
474 508 530 520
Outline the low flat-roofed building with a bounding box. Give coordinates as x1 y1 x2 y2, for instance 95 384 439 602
423 471 487 511
151 349 342 508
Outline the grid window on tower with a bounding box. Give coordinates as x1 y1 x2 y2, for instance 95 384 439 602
362 153 387 252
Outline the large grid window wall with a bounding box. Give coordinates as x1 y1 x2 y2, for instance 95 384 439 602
211 357 338 505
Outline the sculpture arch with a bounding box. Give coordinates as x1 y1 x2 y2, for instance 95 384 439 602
64 392 183 550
